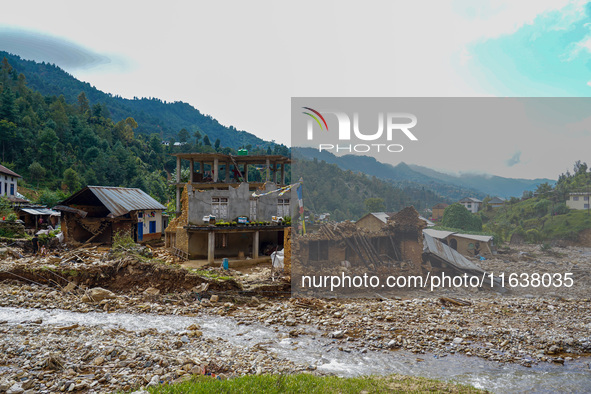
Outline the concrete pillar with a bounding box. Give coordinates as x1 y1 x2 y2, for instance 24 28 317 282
176 156 181 215
208 231 215 263
189 159 194 183
265 158 270 182
281 163 285 185
253 230 259 258
273 162 278 183
213 158 219 182
200 161 204 174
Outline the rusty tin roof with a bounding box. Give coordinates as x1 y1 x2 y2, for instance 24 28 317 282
60 186 166 217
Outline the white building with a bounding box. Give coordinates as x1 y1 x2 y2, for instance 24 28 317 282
458 197 482 213
566 192 591 210
0 164 21 199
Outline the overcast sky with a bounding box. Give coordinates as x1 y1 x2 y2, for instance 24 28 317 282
1 0 591 179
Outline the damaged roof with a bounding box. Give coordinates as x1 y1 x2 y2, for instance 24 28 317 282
59 186 166 217
423 233 483 272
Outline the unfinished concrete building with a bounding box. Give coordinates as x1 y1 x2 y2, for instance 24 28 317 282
55 186 166 244
165 153 293 262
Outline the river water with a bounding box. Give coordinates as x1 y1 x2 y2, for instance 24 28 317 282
0 306 589 393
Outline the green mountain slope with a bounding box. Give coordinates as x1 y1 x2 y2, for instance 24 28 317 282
0 51 271 149
294 148 484 201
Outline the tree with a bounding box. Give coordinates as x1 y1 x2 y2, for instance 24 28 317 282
178 128 190 143
0 87 17 123
77 92 90 115
0 120 16 162
63 168 82 192
214 138 221 150
29 161 46 187
193 129 202 144
364 198 385 212
203 135 211 146
441 203 482 231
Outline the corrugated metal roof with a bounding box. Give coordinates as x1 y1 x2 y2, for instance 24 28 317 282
423 228 455 239
371 212 390 223
423 233 483 271
459 197 482 203
21 208 60 216
85 186 166 217
418 216 435 227
453 233 493 242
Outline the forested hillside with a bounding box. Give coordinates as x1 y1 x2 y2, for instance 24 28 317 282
294 158 444 221
0 51 272 149
0 56 285 206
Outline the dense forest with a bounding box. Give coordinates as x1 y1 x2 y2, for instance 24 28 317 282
0 51 272 149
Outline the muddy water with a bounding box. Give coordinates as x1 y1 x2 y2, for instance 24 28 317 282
1 307 589 393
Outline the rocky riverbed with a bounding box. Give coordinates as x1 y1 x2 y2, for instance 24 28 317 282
0 243 590 393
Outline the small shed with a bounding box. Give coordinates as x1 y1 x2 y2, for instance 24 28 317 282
55 186 166 244
423 228 495 256
18 206 61 230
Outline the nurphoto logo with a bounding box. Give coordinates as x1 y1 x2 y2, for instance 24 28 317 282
302 107 418 153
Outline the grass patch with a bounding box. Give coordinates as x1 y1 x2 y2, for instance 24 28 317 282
143 374 486 394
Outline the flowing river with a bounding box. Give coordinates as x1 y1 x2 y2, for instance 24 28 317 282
0 306 589 393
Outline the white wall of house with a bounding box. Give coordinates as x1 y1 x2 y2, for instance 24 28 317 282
566 194 591 210
0 174 18 197
137 210 164 235
460 201 481 213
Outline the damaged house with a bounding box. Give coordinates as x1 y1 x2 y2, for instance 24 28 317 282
422 228 495 257
292 207 501 296
294 207 427 277
55 186 166 244
165 153 293 262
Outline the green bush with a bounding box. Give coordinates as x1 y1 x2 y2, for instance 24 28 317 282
526 228 543 243
112 230 136 250
552 203 569 215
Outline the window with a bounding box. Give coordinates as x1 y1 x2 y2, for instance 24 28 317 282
573 196 579 201
585 196 589 201
138 211 143 218
585 204 590 209
467 204 472 209
212 197 228 219
277 198 290 217
149 221 156 234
